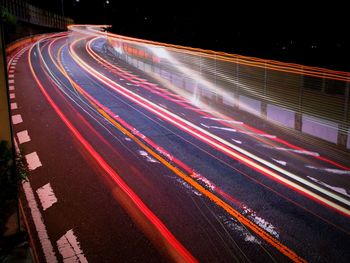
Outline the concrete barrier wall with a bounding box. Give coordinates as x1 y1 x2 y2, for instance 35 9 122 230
238 95 261 116
302 115 339 144
109 49 350 150
267 104 295 129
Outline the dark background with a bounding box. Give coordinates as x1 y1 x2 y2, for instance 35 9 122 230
28 0 349 71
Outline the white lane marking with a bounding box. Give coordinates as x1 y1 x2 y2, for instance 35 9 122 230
201 116 244 125
36 183 58 211
8 79 14 84
272 159 287 166
9 85 15 91
126 82 139 86
10 93 15 99
263 145 319 157
124 137 132 141
57 229 88 263
119 78 124 80
159 103 168 109
176 178 202 196
241 205 280 238
221 216 261 244
10 102 18 110
14 138 58 263
25 152 42 171
138 150 159 163
10 66 15 69
12 114 23 124
23 181 58 263
231 139 242 144
17 130 31 144
306 165 350 175
9 74 15 78
240 131 276 139
307 176 350 198
201 123 236 132
75 42 350 214
9 70 14 74
201 123 275 138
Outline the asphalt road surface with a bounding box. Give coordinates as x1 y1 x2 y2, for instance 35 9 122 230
8 28 350 262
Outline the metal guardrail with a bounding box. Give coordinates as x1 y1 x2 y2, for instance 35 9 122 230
1 0 73 29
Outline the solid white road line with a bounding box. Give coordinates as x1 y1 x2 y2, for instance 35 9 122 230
17 130 31 144
10 102 18 110
25 152 42 171
10 93 15 99
14 138 58 263
36 183 58 211
22 181 58 263
57 229 88 263
12 114 23 124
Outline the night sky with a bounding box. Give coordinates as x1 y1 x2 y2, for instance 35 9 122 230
29 0 349 71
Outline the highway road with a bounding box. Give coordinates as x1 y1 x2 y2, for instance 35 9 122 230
8 27 350 262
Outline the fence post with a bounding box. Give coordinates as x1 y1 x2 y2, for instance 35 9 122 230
261 61 268 119
295 65 304 131
337 81 350 148
233 56 239 109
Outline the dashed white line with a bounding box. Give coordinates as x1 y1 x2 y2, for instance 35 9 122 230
9 70 14 74
10 93 15 99
12 114 23 124
307 176 350 198
263 145 320 157
17 130 31 144
10 102 18 110
9 79 15 84
8 74 14 78
126 82 139 86
200 123 236 132
231 139 242 144
14 138 58 263
36 183 58 211
306 165 350 175
201 123 275 138
201 116 244 125
138 150 159 163
25 152 42 171
9 85 15 91
57 229 88 263
272 159 287 166
22 181 58 263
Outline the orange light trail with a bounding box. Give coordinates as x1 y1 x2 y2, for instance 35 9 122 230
28 40 198 263
86 36 350 172
68 37 350 218
46 36 307 261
